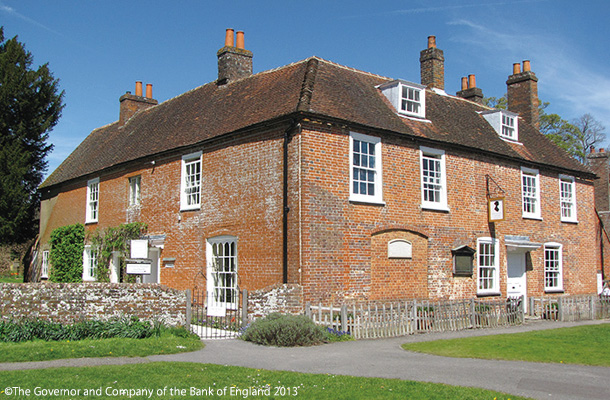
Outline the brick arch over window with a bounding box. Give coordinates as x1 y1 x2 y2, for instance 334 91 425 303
370 229 429 300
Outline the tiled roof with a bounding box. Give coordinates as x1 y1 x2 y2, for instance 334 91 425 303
41 57 591 188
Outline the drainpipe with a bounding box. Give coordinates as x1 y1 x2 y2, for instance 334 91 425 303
283 120 300 284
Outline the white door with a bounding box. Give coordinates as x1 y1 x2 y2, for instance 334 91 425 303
143 248 160 284
507 252 527 311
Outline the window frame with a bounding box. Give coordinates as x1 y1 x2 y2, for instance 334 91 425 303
419 146 448 211
501 113 517 141
41 250 49 279
128 175 141 207
378 80 426 119
206 236 239 309
559 175 577 223
544 242 564 292
399 83 425 118
521 167 541 220
85 178 100 223
82 245 97 282
477 237 500 296
481 110 519 142
349 132 384 205
180 151 202 211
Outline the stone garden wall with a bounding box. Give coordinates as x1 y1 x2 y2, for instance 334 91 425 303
0 282 187 326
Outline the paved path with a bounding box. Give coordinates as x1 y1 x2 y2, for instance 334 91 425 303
2 319 609 400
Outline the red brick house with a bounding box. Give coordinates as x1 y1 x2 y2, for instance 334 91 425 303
36 30 599 308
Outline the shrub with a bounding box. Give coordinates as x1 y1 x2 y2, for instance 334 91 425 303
240 313 326 347
0 317 179 343
48 224 85 282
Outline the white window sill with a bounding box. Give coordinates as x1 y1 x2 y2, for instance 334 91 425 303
561 219 578 224
180 205 201 212
349 196 385 206
85 220 98 225
477 291 501 297
522 215 542 221
421 203 449 212
82 278 96 282
544 288 564 294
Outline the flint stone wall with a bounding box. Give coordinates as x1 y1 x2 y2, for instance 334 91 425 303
247 284 303 320
0 282 187 326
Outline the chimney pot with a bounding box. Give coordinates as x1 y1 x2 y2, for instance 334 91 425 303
468 74 476 89
513 63 521 75
146 83 153 99
225 28 235 47
427 35 436 48
602 148 606 153
135 81 143 97
461 77 468 91
236 31 245 49
507 59 539 129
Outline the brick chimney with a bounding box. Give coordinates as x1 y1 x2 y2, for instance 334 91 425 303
588 148 610 211
119 81 158 126
420 35 444 90
456 74 483 104
507 60 539 129
217 29 253 85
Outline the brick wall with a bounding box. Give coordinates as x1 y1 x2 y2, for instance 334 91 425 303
0 283 187 326
38 127 287 293
296 120 598 303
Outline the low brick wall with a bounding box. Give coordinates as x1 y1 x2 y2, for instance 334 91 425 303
247 284 303 319
0 283 188 326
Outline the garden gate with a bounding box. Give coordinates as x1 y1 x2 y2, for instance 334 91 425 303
189 285 248 339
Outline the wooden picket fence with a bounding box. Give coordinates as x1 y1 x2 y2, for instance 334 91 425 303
306 297 523 340
528 295 610 322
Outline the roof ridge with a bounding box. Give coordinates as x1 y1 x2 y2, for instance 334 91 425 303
311 56 392 81
296 58 319 112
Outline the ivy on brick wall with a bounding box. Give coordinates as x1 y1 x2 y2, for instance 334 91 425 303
48 224 85 282
88 222 147 282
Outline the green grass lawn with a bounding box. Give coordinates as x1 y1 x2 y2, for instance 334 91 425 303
0 362 532 400
0 274 23 283
0 335 203 363
402 323 610 366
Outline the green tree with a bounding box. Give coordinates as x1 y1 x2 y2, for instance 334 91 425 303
483 95 603 163
0 27 64 244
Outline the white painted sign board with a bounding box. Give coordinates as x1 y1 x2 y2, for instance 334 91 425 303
130 239 148 259
488 197 505 222
125 258 152 275
388 239 412 259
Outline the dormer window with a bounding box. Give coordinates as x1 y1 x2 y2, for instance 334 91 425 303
379 80 426 118
481 110 519 142
502 114 516 140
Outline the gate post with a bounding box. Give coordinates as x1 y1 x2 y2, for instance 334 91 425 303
185 289 192 332
341 304 348 332
241 289 248 327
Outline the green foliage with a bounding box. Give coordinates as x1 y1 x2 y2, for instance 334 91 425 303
48 224 85 282
87 222 147 282
241 313 327 346
0 316 184 343
0 27 64 244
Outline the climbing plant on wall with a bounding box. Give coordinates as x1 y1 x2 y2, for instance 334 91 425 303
87 222 147 282
48 224 85 282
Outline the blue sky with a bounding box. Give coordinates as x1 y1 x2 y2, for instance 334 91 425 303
2 0 609 178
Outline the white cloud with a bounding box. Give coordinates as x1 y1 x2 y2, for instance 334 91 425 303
0 1 62 36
